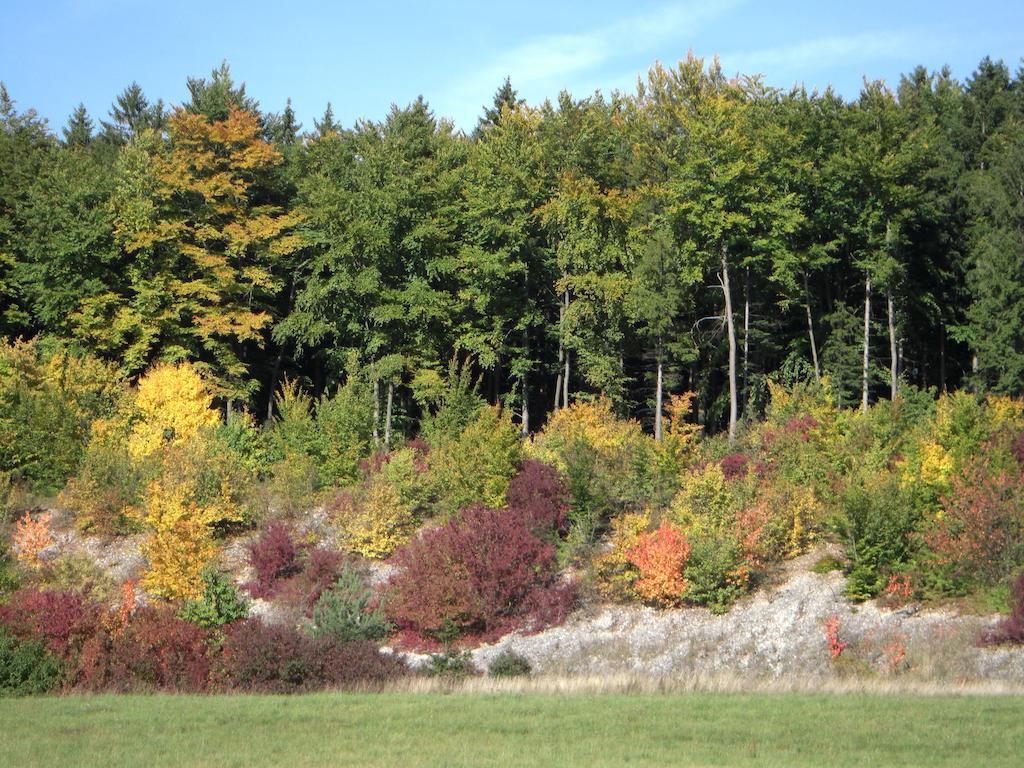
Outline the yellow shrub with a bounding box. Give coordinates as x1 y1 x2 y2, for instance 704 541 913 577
335 477 416 559
428 406 522 518
128 362 220 462
668 464 735 533
530 399 645 474
132 439 248 600
593 511 650 600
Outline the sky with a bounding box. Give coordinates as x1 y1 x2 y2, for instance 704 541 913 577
2 0 1022 134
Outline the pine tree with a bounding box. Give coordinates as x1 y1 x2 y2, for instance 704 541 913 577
62 103 93 147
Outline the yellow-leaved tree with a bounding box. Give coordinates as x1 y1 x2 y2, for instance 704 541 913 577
128 362 221 462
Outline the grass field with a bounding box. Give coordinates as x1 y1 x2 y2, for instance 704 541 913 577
3 690 1023 767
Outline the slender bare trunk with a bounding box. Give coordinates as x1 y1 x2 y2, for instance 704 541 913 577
862 275 871 414
372 379 381 447
804 273 820 382
888 292 898 401
654 345 664 442
721 244 738 443
384 381 394 449
939 328 947 393
742 272 750 412
521 328 531 436
562 289 570 409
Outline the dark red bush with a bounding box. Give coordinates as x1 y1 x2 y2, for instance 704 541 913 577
979 571 1024 646
386 503 574 645
220 619 406 693
719 452 749 481
506 460 569 537
0 588 100 661
276 547 348 615
74 606 212 692
246 524 302 599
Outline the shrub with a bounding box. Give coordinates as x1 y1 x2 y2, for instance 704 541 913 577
838 472 919 601
979 570 1024 646
386 503 572 644
264 450 320 518
415 357 485 446
127 362 221 463
220 620 406 693
0 534 19 600
0 629 64 696
592 512 649 600
281 547 348 616
488 648 531 678
74 605 212 693
59 435 140 534
426 649 478 679
135 478 220 601
246 524 302 599
34 553 118 605
924 456 1024 590
0 588 100 661
332 448 424 559
0 340 125 494
311 566 390 643
12 511 52 570
627 522 690 606
427 406 522 519
682 531 748 613
505 460 568 539
179 568 250 629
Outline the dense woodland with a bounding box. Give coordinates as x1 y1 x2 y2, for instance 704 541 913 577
2 55 1024 439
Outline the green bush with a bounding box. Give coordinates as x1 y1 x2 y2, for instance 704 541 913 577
179 568 250 629
837 472 919 601
683 531 747 614
426 649 478 679
0 630 64 696
488 648 531 678
427 406 522 519
35 553 118 605
310 566 390 643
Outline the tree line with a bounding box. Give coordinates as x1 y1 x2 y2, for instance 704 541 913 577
1 54 1023 440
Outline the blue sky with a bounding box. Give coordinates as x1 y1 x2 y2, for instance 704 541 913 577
2 0 1022 134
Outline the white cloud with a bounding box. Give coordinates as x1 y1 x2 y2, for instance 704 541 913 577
441 0 745 128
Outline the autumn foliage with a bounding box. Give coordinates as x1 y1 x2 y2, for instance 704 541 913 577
627 522 690 606
12 511 53 569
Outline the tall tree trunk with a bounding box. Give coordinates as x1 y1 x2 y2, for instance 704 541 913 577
804 273 820 382
521 327 531 436
939 327 947 393
743 269 750 411
562 289 570 409
888 292 898 400
384 382 394 449
862 275 871 414
654 343 664 442
721 244 738 443
372 379 381 447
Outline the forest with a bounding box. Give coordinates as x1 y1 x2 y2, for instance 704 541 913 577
2 53 1024 697
1 54 1023 437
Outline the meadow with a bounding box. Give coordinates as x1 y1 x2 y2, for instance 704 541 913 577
3 689 1023 767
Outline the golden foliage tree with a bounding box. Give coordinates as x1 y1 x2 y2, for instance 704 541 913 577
76 108 302 402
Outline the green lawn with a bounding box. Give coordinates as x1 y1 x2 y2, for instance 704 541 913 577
2 691 1022 767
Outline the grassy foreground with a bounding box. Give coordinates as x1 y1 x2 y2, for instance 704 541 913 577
2 691 1023 767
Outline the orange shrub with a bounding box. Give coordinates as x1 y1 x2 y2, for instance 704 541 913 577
627 522 690 606
13 511 53 569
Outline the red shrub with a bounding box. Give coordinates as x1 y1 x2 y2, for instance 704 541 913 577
0 588 100 660
979 570 1024 646
719 453 749 481
74 605 212 693
927 460 1024 585
276 547 348 616
386 503 573 644
627 522 690 605
246 524 302 599
220 619 406 693
506 460 568 536
824 614 848 660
